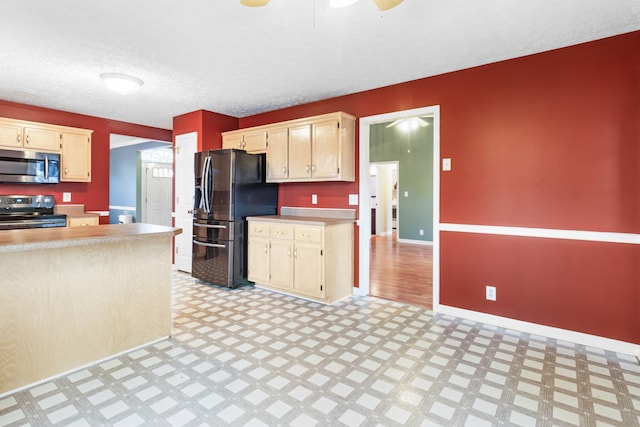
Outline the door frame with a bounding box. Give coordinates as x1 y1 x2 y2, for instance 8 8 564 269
356 105 441 310
174 132 198 273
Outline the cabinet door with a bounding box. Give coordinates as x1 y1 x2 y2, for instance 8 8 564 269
222 133 244 150
23 125 61 152
266 127 289 181
248 236 270 284
269 239 294 289
312 119 340 179
293 242 324 298
288 124 312 180
243 129 267 153
61 131 91 182
0 120 23 149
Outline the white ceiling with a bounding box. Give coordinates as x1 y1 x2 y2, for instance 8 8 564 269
1 0 638 130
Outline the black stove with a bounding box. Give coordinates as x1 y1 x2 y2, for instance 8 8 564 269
0 195 67 230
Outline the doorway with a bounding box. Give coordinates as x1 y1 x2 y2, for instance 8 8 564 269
370 162 398 237
357 106 441 310
109 134 172 225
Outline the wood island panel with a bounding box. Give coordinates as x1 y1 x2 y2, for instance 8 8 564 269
0 224 181 395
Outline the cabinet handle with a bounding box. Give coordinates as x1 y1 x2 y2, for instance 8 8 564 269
288 249 291 257
311 165 316 172
264 244 268 253
294 248 297 258
64 167 68 174
306 165 310 173
17 134 21 143
26 135 29 144
282 167 286 173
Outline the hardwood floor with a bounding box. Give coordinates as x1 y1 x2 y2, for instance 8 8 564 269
369 231 433 309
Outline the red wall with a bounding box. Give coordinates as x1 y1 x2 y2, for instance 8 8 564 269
3 30 638 344
173 109 238 151
237 31 640 344
0 100 171 220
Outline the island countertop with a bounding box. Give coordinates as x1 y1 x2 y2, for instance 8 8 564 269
0 223 182 253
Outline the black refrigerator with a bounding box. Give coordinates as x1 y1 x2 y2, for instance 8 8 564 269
192 149 278 288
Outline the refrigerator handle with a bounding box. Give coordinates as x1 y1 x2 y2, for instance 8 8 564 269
193 240 226 249
203 156 211 214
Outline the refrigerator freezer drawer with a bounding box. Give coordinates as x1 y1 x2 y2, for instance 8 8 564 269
192 239 234 288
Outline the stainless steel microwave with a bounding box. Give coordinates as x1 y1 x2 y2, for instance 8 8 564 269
0 149 60 184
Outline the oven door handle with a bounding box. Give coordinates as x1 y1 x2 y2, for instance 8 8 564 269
44 155 49 179
0 219 62 227
193 240 226 248
193 223 227 229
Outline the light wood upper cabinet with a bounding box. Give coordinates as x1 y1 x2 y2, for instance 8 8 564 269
0 117 92 182
243 129 267 153
222 133 243 150
0 119 62 152
0 119 23 149
287 124 312 180
311 118 341 180
266 112 355 183
222 129 267 153
265 127 289 181
23 125 61 152
61 130 92 182
224 112 355 183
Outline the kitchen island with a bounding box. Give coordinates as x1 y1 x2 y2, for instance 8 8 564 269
0 223 181 395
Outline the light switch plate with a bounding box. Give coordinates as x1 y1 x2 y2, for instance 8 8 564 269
348 194 358 205
404 191 408 198
442 158 452 171
63 192 71 202
312 194 318 205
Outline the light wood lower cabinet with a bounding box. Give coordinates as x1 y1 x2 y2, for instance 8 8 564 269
247 218 353 304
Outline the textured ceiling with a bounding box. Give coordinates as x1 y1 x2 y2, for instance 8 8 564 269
0 0 638 129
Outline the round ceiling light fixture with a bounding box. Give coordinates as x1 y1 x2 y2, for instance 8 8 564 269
240 0 270 6
372 0 403 10
100 73 144 95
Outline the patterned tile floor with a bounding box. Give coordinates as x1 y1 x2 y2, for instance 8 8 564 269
1 271 639 426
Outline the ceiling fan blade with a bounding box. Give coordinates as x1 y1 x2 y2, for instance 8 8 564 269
240 0 270 6
372 0 402 11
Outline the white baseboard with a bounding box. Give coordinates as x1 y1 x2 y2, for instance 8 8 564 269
396 238 433 246
435 304 640 358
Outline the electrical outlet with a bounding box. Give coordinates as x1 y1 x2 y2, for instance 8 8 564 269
419 229 424 236
348 194 358 205
486 285 497 301
63 192 71 202
312 194 318 205
442 158 452 171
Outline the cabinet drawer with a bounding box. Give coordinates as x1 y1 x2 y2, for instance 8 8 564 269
270 223 294 240
295 226 322 243
249 222 270 237
67 216 99 227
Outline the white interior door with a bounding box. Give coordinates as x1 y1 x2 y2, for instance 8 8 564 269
143 163 173 226
174 132 198 272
